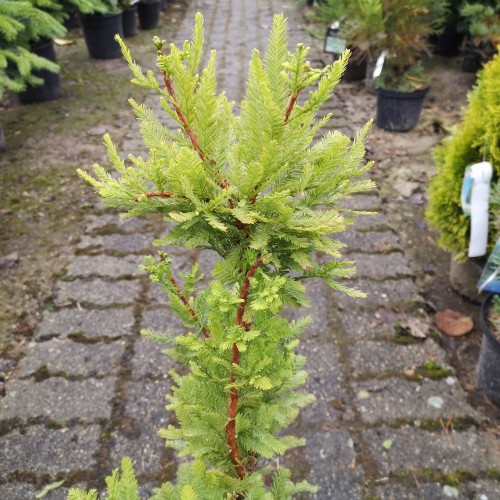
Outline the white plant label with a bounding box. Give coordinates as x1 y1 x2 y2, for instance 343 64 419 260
468 161 493 257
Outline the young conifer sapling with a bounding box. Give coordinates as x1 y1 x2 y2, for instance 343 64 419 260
70 12 375 499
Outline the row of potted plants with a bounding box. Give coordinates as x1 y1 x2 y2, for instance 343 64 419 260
311 0 499 132
0 0 169 151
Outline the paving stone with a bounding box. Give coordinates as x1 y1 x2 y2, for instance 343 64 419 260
349 252 414 280
131 337 179 379
77 233 155 254
299 340 353 424
364 426 498 475
282 429 364 499
352 378 478 424
66 255 145 278
84 213 151 234
0 424 100 480
110 379 176 475
36 307 135 339
375 483 465 500
338 195 382 211
17 338 126 378
0 482 38 499
56 279 142 306
468 479 500 499
352 212 392 231
284 278 338 341
340 308 419 341
335 279 421 309
132 309 195 377
0 483 78 500
348 339 450 377
337 230 402 254
0 377 116 423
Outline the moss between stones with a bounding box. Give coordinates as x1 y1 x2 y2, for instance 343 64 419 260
416 360 452 380
391 468 476 487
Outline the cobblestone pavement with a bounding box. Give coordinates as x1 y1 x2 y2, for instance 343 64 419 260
1 0 500 499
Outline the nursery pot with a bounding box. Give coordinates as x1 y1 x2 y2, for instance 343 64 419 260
122 5 138 37
18 40 63 104
431 23 464 57
376 87 429 132
64 10 81 30
462 38 483 73
137 1 161 30
80 12 124 60
343 54 367 82
478 294 500 407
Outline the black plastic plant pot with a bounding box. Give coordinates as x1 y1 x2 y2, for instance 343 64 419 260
19 40 63 104
431 24 464 57
343 55 367 82
376 87 429 132
161 0 168 12
81 12 124 60
478 294 500 407
138 1 161 30
122 5 138 37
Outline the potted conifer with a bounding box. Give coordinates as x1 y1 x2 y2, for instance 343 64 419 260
460 1 500 72
0 0 63 149
311 0 384 82
70 13 375 498
78 0 124 59
427 48 500 299
3 0 66 104
374 0 448 131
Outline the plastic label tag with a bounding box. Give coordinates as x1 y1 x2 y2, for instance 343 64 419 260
461 165 472 216
324 22 346 54
478 238 500 293
468 161 492 258
372 51 387 79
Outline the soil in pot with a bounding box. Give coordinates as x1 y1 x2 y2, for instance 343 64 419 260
123 5 138 37
80 12 124 60
138 1 161 30
376 87 429 132
18 40 63 104
478 294 500 407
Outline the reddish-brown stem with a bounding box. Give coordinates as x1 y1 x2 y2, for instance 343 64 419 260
284 91 300 123
235 256 264 329
135 191 174 202
169 276 210 339
162 71 230 190
226 256 264 479
227 343 245 479
162 72 208 163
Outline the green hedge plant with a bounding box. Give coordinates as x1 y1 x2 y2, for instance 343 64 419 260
70 13 375 498
427 48 500 260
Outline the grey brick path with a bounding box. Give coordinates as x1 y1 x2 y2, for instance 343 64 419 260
1 1 499 499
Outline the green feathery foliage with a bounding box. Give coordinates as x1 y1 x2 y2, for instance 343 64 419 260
0 0 65 100
72 12 375 498
426 47 500 260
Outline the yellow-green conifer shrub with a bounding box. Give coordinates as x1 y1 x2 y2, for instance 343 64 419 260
427 48 500 260
69 13 375 499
